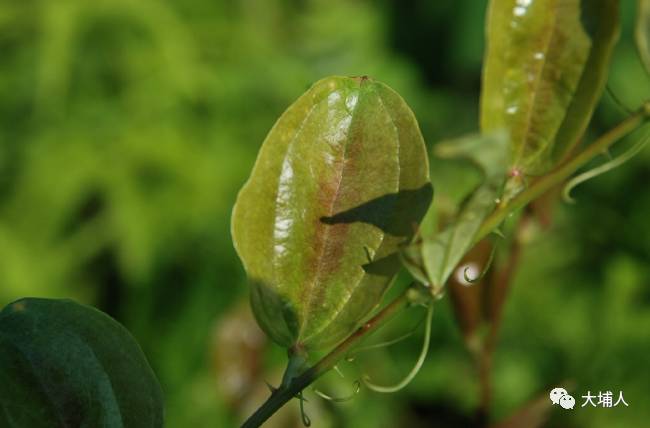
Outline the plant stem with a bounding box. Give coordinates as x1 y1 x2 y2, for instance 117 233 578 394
242 103 649 428
475 103 650 244
476 213 529 425
473 103 648 423
472 105 648 423
241 286 414 428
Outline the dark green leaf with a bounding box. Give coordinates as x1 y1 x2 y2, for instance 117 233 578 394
0 298 164 428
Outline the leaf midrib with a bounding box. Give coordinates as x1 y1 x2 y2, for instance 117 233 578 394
514 0 560 168
301 87 401 344
299 88 369 341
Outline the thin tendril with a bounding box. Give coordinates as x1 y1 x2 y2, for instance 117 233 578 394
463 242 498 284
313 380 361 403
349 330 416 356
362 303 434 393
563 131 650 203
606 84 634 115
463 234 503 284
463 228 503 283
298 392 311 426
346 316 425 359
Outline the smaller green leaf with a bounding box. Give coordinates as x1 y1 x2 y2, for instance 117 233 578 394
637 0 650 74
400 243 430 287
433 131 509 179
0 298 164 428
403 132 509 291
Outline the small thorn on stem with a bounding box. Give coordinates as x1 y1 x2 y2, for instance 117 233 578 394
264 381 278 394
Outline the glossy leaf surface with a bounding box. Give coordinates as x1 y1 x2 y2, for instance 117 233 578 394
232 76 432 351
481 0 620 175
0 298 164 428
402 133 509 290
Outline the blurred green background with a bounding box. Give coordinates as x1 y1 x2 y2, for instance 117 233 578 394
1 1 649 427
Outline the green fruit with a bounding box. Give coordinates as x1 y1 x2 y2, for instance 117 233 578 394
232 76 432 352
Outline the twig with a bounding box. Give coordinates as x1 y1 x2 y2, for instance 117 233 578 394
476 213 529 425
475 102 650 244
241 285 418 428
473 102 650 422
241 102 650 428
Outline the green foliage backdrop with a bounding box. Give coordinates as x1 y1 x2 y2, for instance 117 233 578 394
0 1 648 427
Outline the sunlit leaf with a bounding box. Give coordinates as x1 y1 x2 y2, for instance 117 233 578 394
481 0 620 175
231 76 432 352
0 298 164 428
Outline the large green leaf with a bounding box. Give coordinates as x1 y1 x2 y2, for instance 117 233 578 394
231 76 432 352
402 133 509 291
0 298 164 428
481 0 620 176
